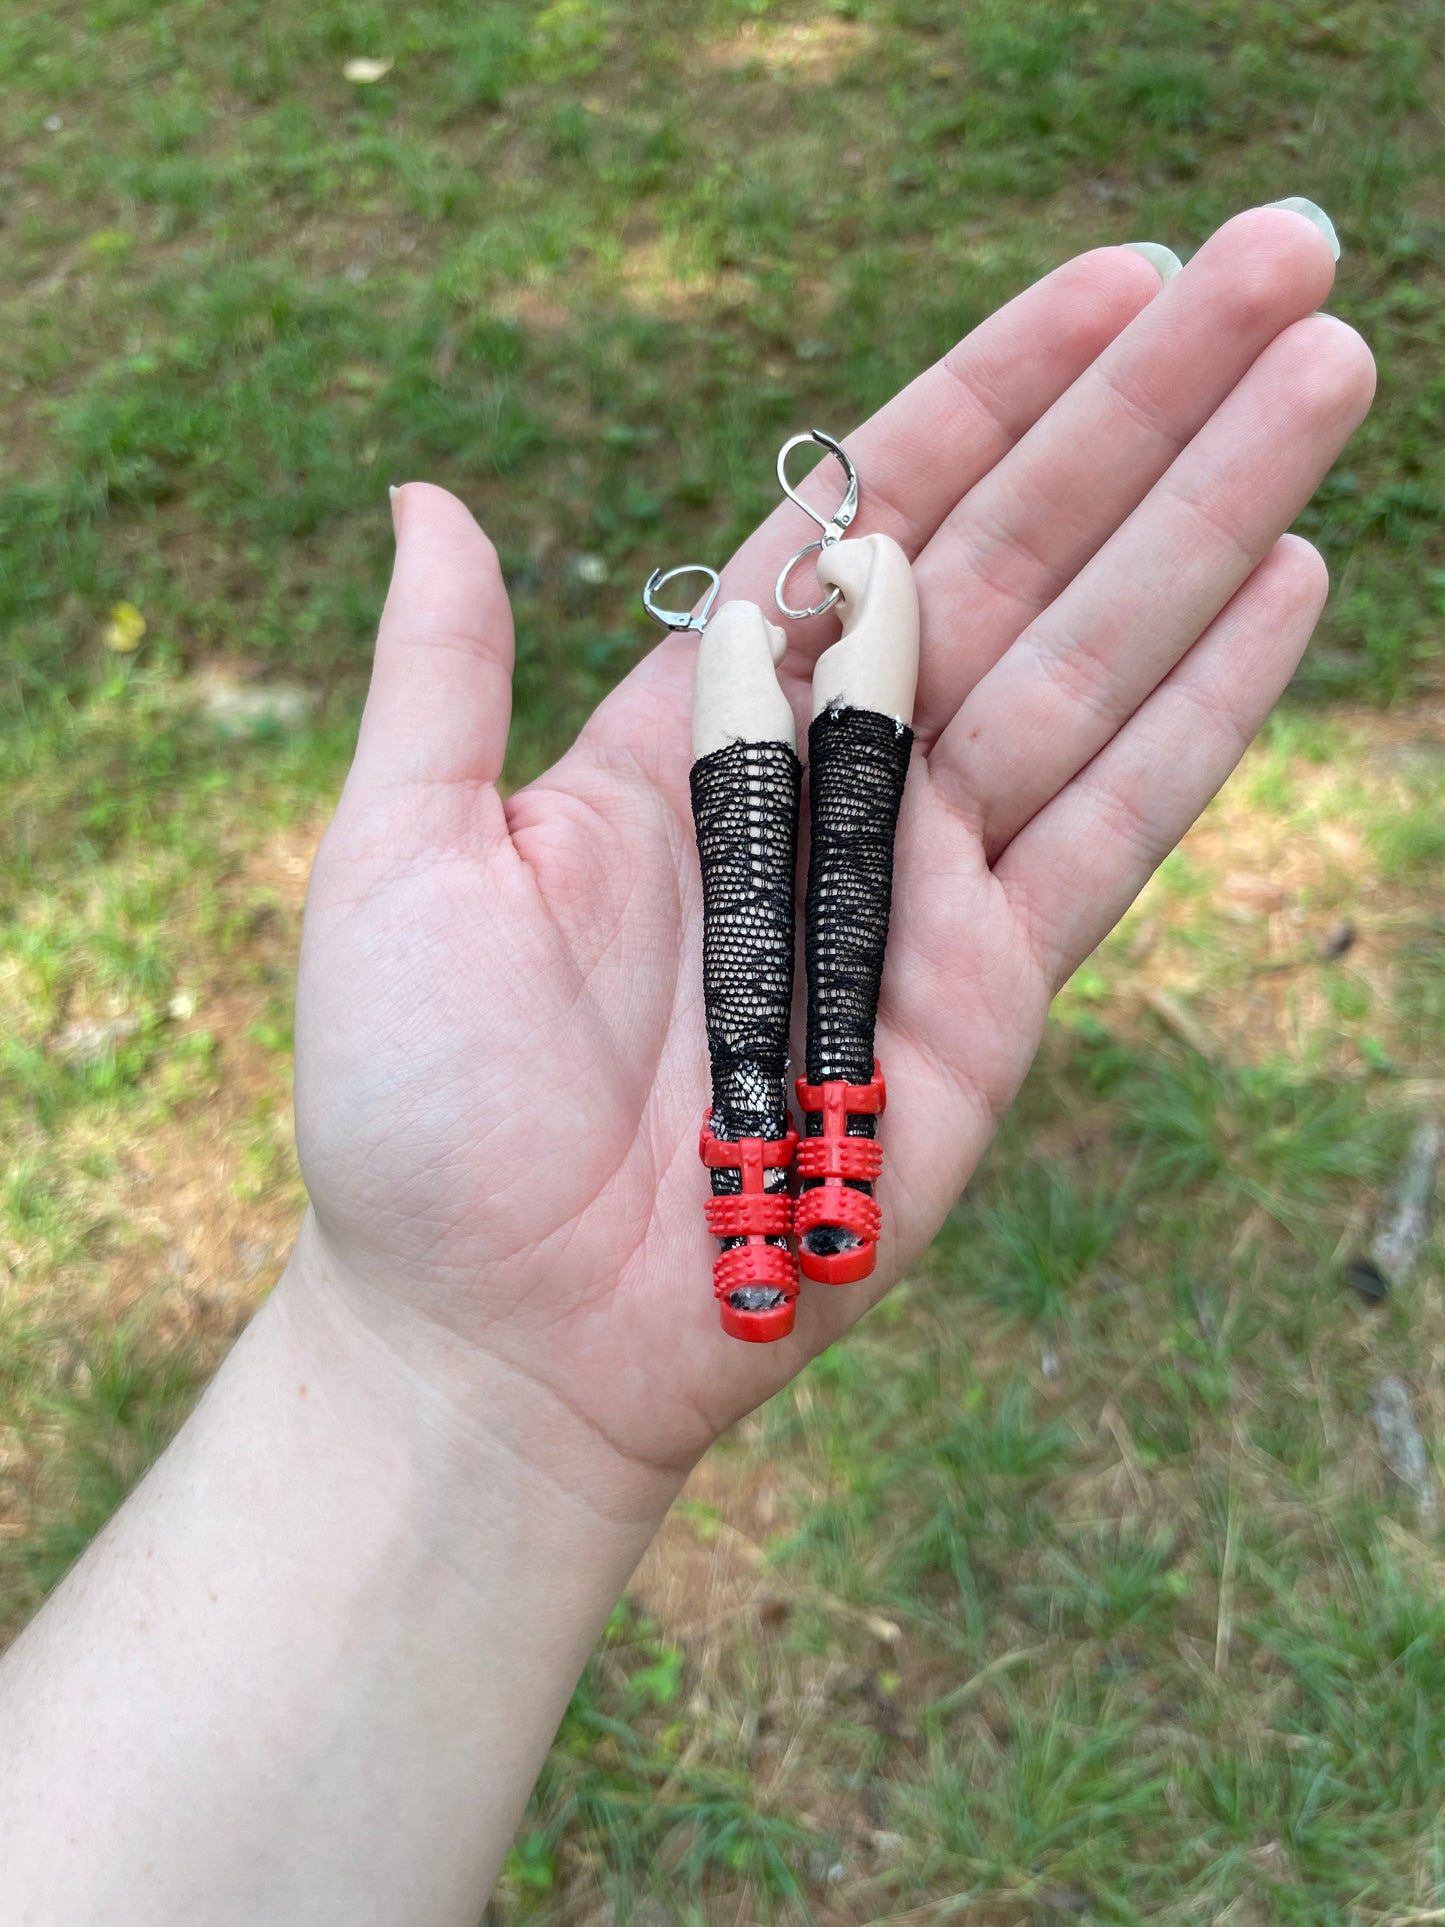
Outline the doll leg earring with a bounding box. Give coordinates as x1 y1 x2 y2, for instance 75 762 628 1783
776 432 919 1286
644 564 803 1343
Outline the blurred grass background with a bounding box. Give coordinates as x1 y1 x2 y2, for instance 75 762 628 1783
2 1 1444 1921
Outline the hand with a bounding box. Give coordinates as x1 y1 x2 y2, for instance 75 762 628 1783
292 208 1372 1502
0 212 1373 1926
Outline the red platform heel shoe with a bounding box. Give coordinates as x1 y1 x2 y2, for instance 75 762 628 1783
793 1060 886 1285
699 1114 799 1342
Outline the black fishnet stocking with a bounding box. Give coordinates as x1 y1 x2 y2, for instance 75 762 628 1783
801 703 913 1254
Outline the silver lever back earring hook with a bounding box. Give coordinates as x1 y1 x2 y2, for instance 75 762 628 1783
642 563 721 635
774 429 860 623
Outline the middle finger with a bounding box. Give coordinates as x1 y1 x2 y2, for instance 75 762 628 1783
909 203 1338 745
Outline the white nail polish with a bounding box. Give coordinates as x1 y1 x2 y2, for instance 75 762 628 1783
1123 241 1183 283
1264 197 1341 260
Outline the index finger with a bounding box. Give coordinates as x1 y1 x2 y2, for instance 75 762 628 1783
591 245 1167 788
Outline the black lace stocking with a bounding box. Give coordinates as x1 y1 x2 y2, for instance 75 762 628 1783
690 737 803 1307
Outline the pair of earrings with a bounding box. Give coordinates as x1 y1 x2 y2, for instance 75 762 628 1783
645 433 920 1344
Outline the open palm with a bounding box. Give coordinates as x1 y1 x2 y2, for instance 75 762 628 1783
293 209 1371 1483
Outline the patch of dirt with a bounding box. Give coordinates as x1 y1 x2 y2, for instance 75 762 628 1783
55 818 323 1347
0 814 335 1584
109 1110 298 1348
703 16 879 82
1103 702 1445 1078
630 1451 784 1641
244 820 322 918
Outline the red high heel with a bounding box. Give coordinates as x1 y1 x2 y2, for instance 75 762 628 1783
794 1060 886 1284
699 1114 799 1342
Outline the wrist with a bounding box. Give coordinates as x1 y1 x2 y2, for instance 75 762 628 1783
0 1215 682 1923
273 1212 686 1579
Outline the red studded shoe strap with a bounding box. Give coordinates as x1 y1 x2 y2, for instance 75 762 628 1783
698 1115 798 1173
794 1060 886 1122
795 1135 883 1183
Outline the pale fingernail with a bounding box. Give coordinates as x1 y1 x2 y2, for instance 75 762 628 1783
1264 197 1341 260
1123 241 1183 283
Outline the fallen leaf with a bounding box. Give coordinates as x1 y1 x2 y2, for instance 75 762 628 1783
103 601 146 652
1127 916 1160 961
1218 871 1287 913
1142 986 1221 1063
51 1015 142 1064
343 56 393 83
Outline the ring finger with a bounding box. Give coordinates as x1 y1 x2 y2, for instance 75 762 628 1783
908 203 1339 744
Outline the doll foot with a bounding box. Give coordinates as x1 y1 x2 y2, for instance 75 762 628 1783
794 1061 886 1285
700 1114 799 1341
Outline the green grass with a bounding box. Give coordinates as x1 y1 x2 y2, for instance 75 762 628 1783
2 1 1444 1922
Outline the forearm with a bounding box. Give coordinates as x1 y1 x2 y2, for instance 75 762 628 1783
0 1218 679 1927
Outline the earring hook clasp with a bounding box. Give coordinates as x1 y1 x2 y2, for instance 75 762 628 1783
642 563 721 635
773 429 860 622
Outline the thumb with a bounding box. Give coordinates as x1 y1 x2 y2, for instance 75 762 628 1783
350 482 515 798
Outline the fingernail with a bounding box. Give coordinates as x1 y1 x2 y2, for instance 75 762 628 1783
1123 241 1183 283
388 482 404 535
1264 197 1341 260
388 483 400 500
